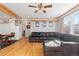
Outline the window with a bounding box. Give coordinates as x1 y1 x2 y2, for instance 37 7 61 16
42 22 46 27
63 16 71 33
49 21 53 27
73 13 79 34
62 11 79 35
35 21 40 27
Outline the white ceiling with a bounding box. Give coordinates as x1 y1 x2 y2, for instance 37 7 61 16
1 3 78 19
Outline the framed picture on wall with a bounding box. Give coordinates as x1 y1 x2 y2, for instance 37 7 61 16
49 21 53 27
27 21 31 29
42 22 46 27
35 21 40 27
15 20 18 26
27 25 30 29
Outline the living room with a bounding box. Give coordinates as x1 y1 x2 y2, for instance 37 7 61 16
0 1 79 57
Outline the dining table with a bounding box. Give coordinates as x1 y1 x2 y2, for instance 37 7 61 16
0 34 15 49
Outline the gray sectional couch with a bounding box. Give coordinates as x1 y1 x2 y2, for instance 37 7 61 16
29 32 79 56
29 32 79 42
29 32 61 41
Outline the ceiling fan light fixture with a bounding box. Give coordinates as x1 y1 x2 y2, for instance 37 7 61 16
29 3 52 13
39 10 42 13
41 7 45 10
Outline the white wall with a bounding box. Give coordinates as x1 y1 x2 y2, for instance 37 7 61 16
0 18 22 40
30 19 60 34
0 24 10 34
57 19 63 32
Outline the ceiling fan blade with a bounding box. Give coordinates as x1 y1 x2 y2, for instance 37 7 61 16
34 10 38 13
44 5 52 8
28 5 36 8
42 10 46 13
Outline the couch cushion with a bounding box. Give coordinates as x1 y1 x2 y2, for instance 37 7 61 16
47 32 55 37
31 32 40 37
39 32 47 36
62 34 79 42
54 32 63 38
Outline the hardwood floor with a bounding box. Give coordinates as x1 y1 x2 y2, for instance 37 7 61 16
0 37 44 56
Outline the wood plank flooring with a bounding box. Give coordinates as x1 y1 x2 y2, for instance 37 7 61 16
0 37 44 56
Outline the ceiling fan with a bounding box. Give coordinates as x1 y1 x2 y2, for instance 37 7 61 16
28 3 52 13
